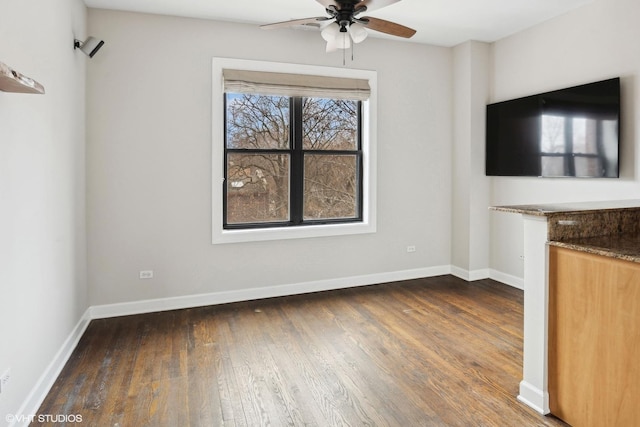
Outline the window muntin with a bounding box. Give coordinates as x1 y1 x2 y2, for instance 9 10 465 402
224 93 362 229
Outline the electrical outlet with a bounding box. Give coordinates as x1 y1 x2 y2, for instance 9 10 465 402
406 245 416 253
0 368 11 393
139 270 154 279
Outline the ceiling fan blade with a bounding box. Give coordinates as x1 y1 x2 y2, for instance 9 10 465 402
358 0 401 13
261 17 330 30
360 16 416 38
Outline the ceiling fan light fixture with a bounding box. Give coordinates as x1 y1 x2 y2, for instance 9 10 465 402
323 23 351 52
326 38 338 53
336 31 351 49
349 23 368 43
321 23 339 42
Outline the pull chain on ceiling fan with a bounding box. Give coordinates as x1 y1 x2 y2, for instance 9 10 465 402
261 0 416 53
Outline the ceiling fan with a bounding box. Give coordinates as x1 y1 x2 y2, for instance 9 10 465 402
261 0 416 52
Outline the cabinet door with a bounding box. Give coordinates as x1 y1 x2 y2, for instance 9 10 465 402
549 246 640 426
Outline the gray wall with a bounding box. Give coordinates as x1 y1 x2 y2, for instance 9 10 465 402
86 9 454 306
0 0 87 422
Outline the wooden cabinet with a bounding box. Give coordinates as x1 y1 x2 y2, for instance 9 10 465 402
548 246 640 426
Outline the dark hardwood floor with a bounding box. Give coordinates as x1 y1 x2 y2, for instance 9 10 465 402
34 276 567 426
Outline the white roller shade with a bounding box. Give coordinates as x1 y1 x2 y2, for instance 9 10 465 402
223 69 370 101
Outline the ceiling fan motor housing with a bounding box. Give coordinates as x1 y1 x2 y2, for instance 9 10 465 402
328 0 367 31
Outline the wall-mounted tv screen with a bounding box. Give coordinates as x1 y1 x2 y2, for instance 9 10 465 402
486 77 620 178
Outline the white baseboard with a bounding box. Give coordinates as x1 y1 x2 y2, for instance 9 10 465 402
90 265 452 319
11 309 92 427
450 266 491 282
450 266 524 290
489 269 524 290
518 380 550 415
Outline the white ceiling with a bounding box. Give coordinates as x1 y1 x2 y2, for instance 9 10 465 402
83 0 593 47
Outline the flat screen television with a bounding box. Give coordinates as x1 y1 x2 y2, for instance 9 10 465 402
485 77 620 177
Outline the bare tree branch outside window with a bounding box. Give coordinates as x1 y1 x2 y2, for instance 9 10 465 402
225 93 361 227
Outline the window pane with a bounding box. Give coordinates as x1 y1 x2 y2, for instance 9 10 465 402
226 93 290 149
226 153 289 224
304 154 358 220
302 98 358 150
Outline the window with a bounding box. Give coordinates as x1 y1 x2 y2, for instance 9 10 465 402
212 58 377 244
224 94 362 228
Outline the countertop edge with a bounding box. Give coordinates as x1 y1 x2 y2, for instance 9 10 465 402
548 240 640 264
490 200 640 217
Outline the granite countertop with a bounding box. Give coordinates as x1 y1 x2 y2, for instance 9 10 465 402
549 233 640 263
490 200 640 263
490 199 640 216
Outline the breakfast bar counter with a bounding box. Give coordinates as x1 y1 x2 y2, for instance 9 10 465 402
492 199 640 263
489 199 640 416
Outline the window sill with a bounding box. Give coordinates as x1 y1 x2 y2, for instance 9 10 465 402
212 221 376 244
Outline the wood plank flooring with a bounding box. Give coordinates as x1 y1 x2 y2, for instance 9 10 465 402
34 276 567 426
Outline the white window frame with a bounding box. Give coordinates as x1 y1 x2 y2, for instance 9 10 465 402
212 58 377 244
